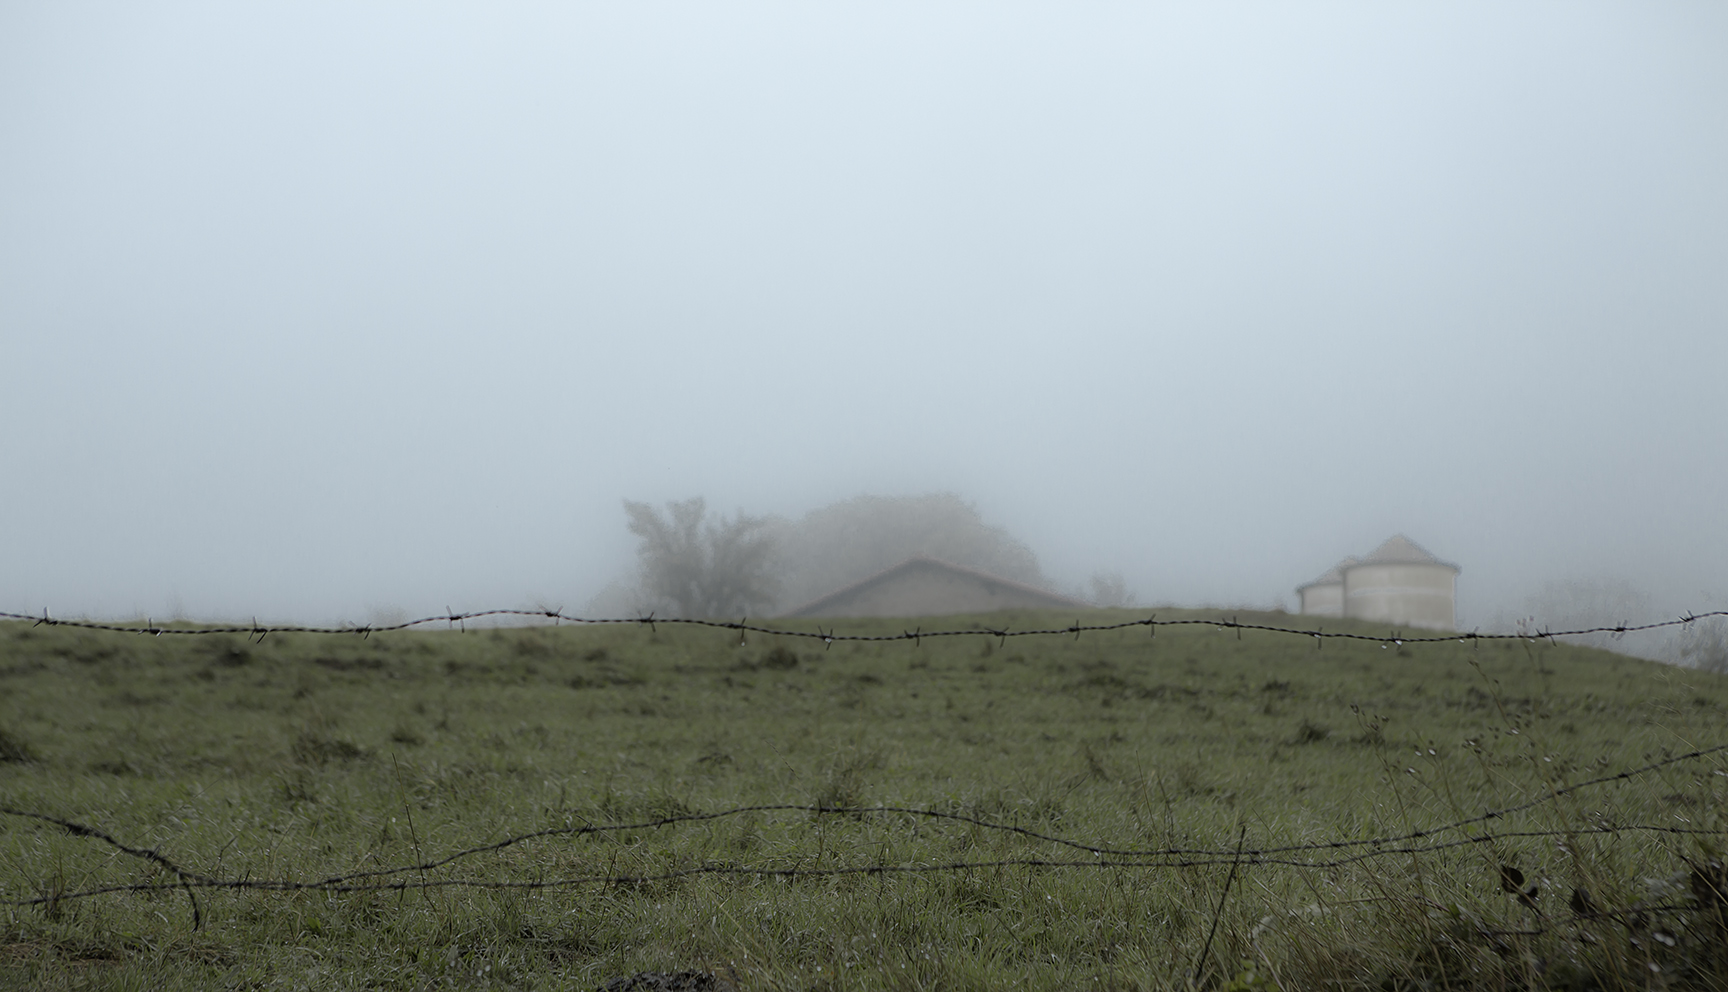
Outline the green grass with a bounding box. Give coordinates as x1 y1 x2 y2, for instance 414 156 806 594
1 610 1725 991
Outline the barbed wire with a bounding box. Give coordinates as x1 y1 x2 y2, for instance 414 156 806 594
11 827 1723 902
4 608 1726 648
5 821 1722 933
5 743 1723 921
5 606 1724 936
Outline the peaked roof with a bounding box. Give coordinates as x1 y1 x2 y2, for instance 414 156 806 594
1297 556 1359 591
781 556 1086 618
1354 534 1459 572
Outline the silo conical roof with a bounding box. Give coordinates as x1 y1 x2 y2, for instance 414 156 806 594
1297 556 1359 591
1356 535 1459 572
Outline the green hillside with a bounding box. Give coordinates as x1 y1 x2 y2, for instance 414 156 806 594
2 611 1724 990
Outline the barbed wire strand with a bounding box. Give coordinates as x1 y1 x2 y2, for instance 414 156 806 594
9 740 1722 886
5 742 1724 919
4 608 1726 647
4 826 1722 907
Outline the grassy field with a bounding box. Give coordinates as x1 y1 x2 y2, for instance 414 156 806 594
1 609 1725 991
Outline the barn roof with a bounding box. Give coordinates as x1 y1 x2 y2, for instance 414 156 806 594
780 556 1086 618
1353 534 1459 572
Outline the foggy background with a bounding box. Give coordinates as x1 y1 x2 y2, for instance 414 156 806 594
3 3 1725 648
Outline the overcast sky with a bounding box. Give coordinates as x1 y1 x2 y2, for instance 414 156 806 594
3 2 1724 629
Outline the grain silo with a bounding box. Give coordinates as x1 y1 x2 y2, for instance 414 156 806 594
1295 558 1357 617
1340 535 1459 631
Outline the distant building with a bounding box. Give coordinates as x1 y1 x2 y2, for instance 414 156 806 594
781 556 1086 619
1296 535 1459 631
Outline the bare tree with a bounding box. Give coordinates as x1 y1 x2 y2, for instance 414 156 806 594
624 498 778 618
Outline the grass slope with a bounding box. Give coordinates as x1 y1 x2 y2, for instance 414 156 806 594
1 610 1725 991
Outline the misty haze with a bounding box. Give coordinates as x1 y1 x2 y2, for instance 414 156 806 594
2 3 1724 653
3 4 1727 988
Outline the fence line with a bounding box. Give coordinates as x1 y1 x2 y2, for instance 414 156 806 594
4 607 1727 648
5 743 1724 921
5 605 1725 936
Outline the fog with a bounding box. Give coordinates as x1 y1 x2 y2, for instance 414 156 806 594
3 3 1725 638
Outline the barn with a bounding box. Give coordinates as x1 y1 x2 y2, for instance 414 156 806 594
1297 535 1459 631
781 556 1086 619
